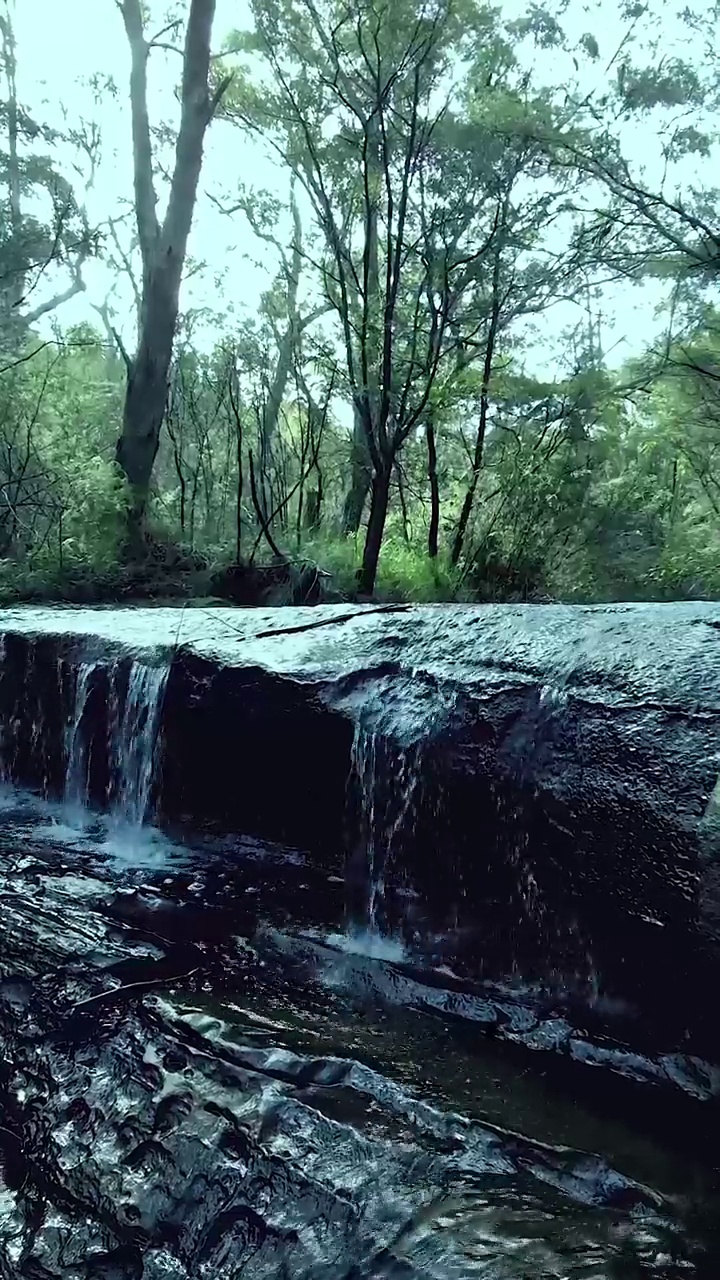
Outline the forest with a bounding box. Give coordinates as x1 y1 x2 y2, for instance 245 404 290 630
1 0 720 605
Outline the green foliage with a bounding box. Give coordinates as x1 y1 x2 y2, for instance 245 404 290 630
1 0 719 605
2 307 719 606
617 60 702 112
0 5 94 347
0 329 127 571
302 533 460 602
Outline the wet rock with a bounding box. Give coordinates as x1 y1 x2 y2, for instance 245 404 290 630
0 837 718 1277
0 603 720 1064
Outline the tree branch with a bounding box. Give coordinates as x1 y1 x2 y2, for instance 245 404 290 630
119 0 161 273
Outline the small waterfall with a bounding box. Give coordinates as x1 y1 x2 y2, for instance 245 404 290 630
346 723 424 941
64 661 99 808
63 655 168 827
109 662 169 827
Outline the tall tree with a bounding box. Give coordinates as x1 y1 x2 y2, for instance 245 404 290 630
535 1 720 363
115 0 231 548
224 0 525 591
0 1 93 349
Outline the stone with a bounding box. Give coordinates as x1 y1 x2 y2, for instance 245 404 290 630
0 601 719 1060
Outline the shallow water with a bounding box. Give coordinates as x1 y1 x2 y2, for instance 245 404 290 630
0 785 718 1278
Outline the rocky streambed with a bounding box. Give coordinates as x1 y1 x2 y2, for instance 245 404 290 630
0 787 718 1278
0 601 719 1276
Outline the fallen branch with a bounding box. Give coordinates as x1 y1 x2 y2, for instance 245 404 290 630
68 967 199 1013
254 602 411 640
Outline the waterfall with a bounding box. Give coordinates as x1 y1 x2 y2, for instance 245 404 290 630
64 656 168 827
64 661 99 808
109 662 169 827
347 723 424 941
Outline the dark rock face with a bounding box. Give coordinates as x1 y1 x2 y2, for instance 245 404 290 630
0 602 719 1063
160 653 354 858
208 558 331 605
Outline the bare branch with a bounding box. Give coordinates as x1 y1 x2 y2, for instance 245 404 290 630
119 0 161 273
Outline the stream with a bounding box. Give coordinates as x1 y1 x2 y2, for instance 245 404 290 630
1 784 719 1278
0 612 719 1276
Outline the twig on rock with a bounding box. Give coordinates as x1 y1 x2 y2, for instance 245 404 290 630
68 968 199 1013
253 602 411 640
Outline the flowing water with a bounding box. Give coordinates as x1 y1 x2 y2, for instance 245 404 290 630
109 660 169 826
64 660 100 808
346 722 425 941
62 654 168 828
0 672 718 1276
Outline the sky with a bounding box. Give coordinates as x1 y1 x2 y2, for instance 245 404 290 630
14 0 272 345
11 0 709 378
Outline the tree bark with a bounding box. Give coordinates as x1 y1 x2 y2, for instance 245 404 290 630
0 6 22 314
225 351 244 562
342 403 373 532
343 104 382 536
116 0 230 549
426 415 440 559
304 483 322 531
118 275 178 538
358 461 392 596
396 461 410 547
236 428 243 563
260 185 303 461
450 236 504 568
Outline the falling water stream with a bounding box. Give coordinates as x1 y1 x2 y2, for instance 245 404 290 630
64 660 99 809
346 722 424 943
110 660 169 826
63 654 168 828
0 652 718 1276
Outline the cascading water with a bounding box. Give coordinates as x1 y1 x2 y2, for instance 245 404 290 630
345 722 424 947
63 654 168 828
109 661 169 827
64 661 99 808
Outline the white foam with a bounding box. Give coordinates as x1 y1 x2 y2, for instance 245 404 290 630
324 929 407 963
0 786 187 874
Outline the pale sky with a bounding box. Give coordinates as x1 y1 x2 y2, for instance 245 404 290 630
14 1 268 341
13 0 712 376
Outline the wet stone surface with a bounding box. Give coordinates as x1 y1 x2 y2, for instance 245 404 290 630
1 601 720 1064
1 791 719 1278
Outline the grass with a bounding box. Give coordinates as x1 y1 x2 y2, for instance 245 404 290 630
301 535 462 603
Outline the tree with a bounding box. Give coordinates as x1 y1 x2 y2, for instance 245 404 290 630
0 1 93 350
0 322 126 569
5 0 720 606
224 0 521 590
211 175 331 483
115 0 231 549
222 0 608 587
522 2 720 362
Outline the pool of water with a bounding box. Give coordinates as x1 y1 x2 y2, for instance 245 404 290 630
0 784 718 1278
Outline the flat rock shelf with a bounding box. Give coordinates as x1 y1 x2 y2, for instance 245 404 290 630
1 601 720 1075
